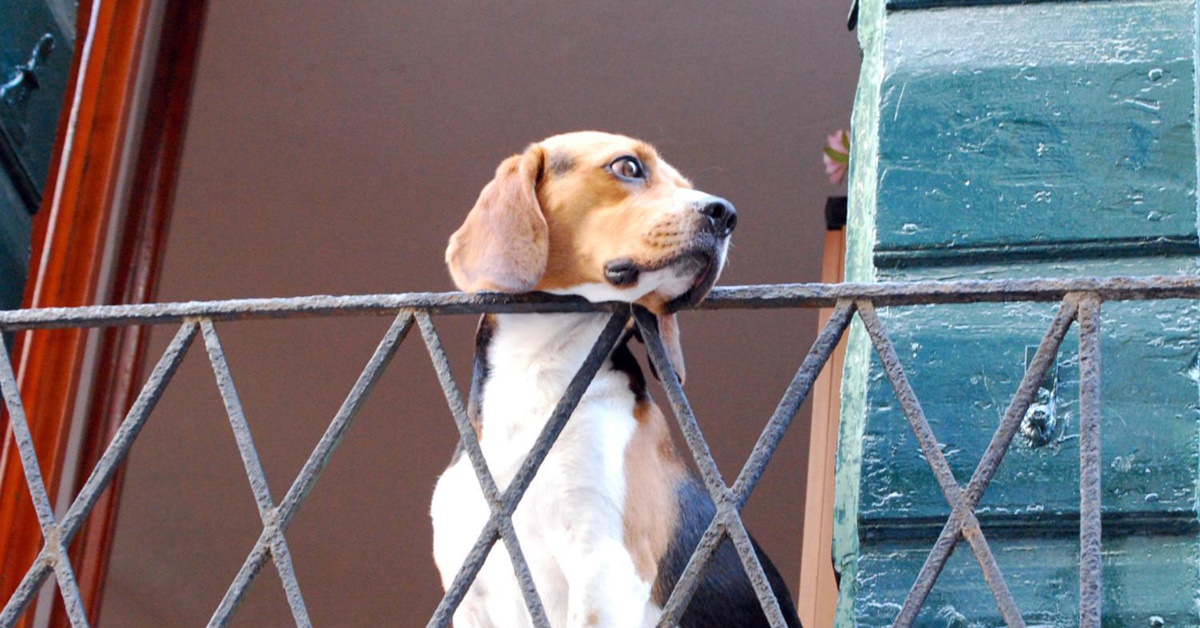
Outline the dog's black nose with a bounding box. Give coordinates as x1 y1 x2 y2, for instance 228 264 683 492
697 197 738 236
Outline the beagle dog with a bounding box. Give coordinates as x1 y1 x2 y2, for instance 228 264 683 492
430 131 801 628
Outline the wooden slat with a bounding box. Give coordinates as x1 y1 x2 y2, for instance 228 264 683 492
0 3 151 615
51 2 208 625
0 0 203 624
797 227 847 627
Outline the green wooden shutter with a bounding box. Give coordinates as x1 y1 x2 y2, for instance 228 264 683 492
0 0 74 310
836 0 1199 624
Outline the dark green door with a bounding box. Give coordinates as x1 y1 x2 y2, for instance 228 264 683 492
836 0 1199 624
0 0 75 310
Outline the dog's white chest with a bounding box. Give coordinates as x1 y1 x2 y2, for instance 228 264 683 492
429 314 661 628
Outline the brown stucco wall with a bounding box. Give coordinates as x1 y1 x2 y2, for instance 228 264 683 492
100 2 859 624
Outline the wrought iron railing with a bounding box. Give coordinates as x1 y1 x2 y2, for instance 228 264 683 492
1 274 1198 627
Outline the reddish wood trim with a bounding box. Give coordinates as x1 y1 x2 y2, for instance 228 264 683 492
0 2 153 616
52 2 208 625
797 228 847 628
0 0 204 624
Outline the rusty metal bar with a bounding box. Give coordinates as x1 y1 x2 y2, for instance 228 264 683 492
0 274 1179 625
416 312 551 628
201 320 311 627
209 312 412 627
0 321 198 628
856 301 1025 628
2 275 1200 330
703 274 1200 309
652 298 853 625
421 311 629 628
954 297 1079 522
277 312 413 525
57 322 199 542
51 557 88 627
901 296 1079 625
731 299 855 509
658 519 724 626
1077 295 1103 628
202 320 274 514
0 335 84 628
633 307 787 628
0 556 51 628
0 339 63 526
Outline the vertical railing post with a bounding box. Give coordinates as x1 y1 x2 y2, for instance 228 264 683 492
1076 294 1103 628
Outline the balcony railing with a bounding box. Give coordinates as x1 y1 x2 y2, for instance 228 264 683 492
1 274 1198 628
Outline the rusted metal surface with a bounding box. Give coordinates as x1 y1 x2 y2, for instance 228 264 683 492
0 276 1178 625
857 302 1025 628
730 299 856 510
633 308 788 628
1 275 1200 330
0 321 197 628
208 312 411 628
1076 296 1103 628
201 320 311 627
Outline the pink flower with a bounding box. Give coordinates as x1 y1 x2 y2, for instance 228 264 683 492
823 129 850 185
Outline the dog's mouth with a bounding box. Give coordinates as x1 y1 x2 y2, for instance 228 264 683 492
603 245 724 313
664 251 720 312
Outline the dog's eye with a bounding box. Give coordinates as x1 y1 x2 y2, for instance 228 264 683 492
609 156 647 182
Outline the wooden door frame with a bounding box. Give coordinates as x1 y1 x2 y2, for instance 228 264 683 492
0 1 207 625
797 199 848 628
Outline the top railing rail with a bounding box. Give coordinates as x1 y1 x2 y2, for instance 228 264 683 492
1 274 1198 330
2 273 1195 627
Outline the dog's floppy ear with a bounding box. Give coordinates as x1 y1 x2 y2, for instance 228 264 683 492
633 312 687 386
446 145 547 292
656 313 687 386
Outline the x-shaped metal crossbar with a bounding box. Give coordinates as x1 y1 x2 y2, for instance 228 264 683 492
855 294 1103 628
0 321 197 628
205 312 414 628
421 304 846 628
0 278 1116 627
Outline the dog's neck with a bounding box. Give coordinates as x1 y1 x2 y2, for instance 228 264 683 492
470 312 637 475
490 312 613 374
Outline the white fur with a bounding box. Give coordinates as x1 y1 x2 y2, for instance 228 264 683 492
431 234 726 627
430 313 661 628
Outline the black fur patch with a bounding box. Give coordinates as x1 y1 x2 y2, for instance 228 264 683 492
653 476 803 628
610 331 649 401
468 314 497 429
451 314 497 466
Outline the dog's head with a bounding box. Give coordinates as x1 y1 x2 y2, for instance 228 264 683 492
446 131 738 382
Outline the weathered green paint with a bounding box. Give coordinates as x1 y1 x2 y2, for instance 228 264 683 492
1 0 73 200
0 173 32 313
887 0 1166 12
0 0 74 312
836 0 1200 624
856 535 1198 626
833 0 887 620
861 261 1200 526
876 0 1197 261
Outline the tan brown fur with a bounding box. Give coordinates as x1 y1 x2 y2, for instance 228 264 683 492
447 131 709 310
623 398 687 584
534 133 700 298
447 131 713 383
446 147 548 292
